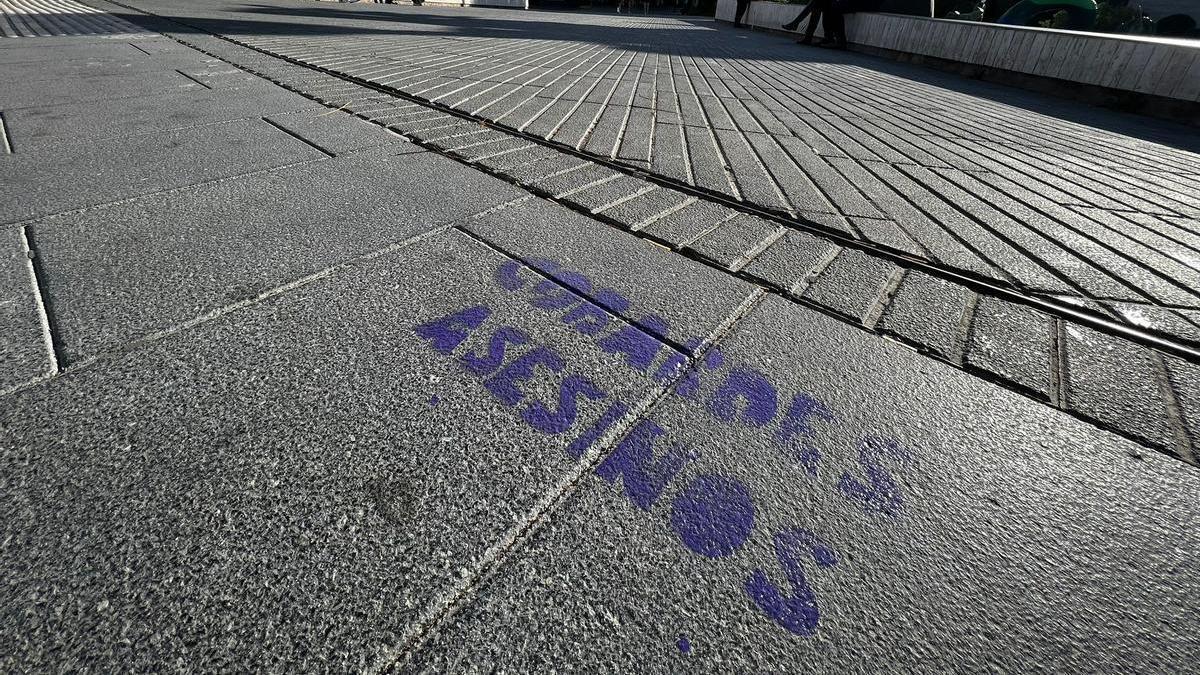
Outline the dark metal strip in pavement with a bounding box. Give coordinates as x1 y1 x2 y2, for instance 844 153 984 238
173 68 212 90
259 116 336 158
94 5 1200 365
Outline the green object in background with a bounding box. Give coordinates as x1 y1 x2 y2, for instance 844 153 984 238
997 0 1098 29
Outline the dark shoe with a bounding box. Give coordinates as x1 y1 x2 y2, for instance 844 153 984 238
834 41 848 49
798 37 813 45
815 38 835 47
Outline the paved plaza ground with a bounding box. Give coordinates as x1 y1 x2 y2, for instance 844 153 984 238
1 0 1199 671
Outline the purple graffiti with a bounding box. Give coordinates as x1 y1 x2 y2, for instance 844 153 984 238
709 368 778 427
596 419 694 510
566 401 629 459
414 305 491 354
744 528 838 636
530 277 584 311
670 474 755 558
597 314 670 372
483 346 564 407
496 260 527 291
838 436 911 518
670 345 725 399
561 301 611 336
522 374 607 435
440 265 927 639
461 326 530 376
776 394 836 476
562 288 630 336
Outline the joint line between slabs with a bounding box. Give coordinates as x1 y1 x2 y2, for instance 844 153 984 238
1049 317 1066 409
0 111 13 154
260 116 335 158
863 267 906 331
952 291 982 368
1154 353 1198 465
373 287 768 674
174 68 212 90
0 199 525 401
18 226 61 374
453 224 693 359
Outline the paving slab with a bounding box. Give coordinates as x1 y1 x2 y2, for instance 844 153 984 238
878 271 972 359
741 229 838 292
463 195 759 351
262 108 400 156
0 230 677 672
965 296 1054 399
801 247 898 325
686 214 781 271
0 117 325 223
0 227 52 390
1063 323 1174 450
594 187 693 228
408 296 1200 672
1164 356 1200 452
5 87 320 148
639 199 734 247
0 66 200 109
26 145 526 363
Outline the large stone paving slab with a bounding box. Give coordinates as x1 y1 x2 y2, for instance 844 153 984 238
463 196 758 350
0 38 151 63
0 65 200 109
0 117 325 223
407 296 1200 672
0 226 52 390
5 84 320 147
0 229 739 671
25 144 526 363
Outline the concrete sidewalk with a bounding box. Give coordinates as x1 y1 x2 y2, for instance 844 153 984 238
1 1 1199 672
112 0 1200 340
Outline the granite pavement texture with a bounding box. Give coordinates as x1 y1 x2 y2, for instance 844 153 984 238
2 2 1199 671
